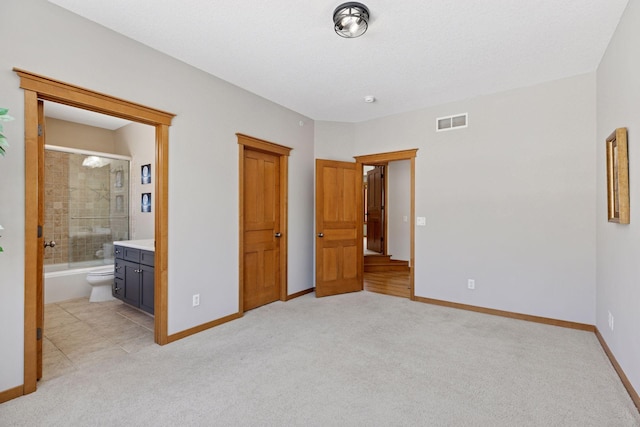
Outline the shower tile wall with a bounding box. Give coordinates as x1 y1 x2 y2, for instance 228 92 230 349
44 151 69 265
44 150 129 266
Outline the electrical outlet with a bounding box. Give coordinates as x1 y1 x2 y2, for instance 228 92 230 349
467 279 475 290
192 294 200 307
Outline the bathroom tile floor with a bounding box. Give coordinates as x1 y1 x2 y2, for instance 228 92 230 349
43 297 155 382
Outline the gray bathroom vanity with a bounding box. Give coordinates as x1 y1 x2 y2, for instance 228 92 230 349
113 239 155 315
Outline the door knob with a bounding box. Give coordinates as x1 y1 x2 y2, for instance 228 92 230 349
44 240 56 248
275 232 282 238
317 233 324 238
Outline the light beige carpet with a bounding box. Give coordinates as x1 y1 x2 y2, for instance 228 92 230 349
1 291 638 426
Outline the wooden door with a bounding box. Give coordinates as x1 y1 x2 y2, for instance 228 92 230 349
315 159 362 297
37 100 45 380
243 149 281 310
366 165 384 254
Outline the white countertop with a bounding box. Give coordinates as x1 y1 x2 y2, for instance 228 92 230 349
113 239 155 251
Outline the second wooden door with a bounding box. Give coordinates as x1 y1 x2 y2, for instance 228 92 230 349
243 148 282 310
315 159 363 297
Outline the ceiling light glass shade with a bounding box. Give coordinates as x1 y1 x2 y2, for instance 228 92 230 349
333 2 369 38
82 155 111 168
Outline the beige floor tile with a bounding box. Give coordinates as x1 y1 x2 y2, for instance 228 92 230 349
45 320 95 342
42 337 58 355
134 315 155 331
57 297 92 312
42 347 75 381
43 297 155 381
118 309 155 330
44 306 79 329
108 325 153 346
53 337 101 357
64 339 119 362
85 312 135 330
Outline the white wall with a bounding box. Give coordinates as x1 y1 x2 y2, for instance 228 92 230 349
115 122 156 240
387 160 411 262
348 74 597 324
314 121 356 161
0 0 314 393
45 117 117 153
596 0 640 398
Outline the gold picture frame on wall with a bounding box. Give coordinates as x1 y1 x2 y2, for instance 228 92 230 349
606 127 629 224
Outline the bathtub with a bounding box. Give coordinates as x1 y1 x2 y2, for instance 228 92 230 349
44 263 114 304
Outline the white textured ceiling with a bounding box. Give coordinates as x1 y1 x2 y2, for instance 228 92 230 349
46 102 131 130
48 0 628 123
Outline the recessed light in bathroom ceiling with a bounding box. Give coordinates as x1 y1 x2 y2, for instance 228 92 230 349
364 96 376 103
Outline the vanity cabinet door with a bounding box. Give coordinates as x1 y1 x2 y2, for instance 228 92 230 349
113 277 125 300
122 260 141 307
139 264 155 315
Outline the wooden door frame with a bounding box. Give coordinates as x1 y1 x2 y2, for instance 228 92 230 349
355 149 418 299
16 68 175 395
237 133 291 312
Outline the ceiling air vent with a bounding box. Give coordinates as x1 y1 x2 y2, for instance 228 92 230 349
436 113 468 132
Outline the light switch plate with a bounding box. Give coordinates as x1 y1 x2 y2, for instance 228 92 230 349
416 217 426 226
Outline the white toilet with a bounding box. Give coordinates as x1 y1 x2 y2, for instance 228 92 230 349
86 265 116 302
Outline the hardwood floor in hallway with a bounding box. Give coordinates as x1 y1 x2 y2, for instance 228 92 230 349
363 270 410 298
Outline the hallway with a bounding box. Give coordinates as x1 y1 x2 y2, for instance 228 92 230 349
363 270 410 299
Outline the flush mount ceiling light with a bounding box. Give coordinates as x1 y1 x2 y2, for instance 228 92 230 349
333 2 370 38
82 155 111 168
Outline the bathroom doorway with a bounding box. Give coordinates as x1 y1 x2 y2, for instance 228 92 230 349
41 105 156 381
17 68 174 395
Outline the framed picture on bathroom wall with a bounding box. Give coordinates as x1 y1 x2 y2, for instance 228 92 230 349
141 193 152 213
141 164 151 184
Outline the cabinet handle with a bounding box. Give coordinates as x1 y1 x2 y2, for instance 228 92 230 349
115 250 120 254
135 269 142 273
114 287 120 291
115 266 121 271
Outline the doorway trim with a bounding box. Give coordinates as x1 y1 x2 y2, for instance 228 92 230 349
15 68 175 395
237 133 291 312
355 149 418 299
